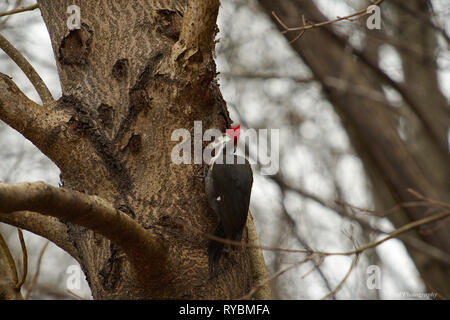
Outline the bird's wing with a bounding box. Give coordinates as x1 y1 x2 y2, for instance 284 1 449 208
212 156 253 240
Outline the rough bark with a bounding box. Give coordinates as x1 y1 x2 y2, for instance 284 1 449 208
257 0 450 297
0 0 270 299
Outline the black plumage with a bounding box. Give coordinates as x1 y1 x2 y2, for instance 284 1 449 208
205 153 253 277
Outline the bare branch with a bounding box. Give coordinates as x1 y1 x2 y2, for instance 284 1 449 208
0 231 22 299
66 289 86 300
23 240 48 300
0 232 18 285
335 202 450 266
15 228 27 289
221 72 314 83
241 256 314 300
272 0 385 43
0 33 54 106
321 254 360 300
0 73 70 162
0 182 166 277
0 3 39 18
185 205 449 299
0 211 78 261
0 0 23 29
203 210 450 257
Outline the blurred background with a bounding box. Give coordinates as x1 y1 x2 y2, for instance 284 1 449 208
0 0 449 299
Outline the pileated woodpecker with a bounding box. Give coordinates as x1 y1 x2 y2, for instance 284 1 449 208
204 125 253 277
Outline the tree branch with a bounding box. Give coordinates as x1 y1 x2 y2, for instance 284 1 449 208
0 182 166 277
0 231 23 299
0 73 70 163
205 211 450 257
272 0 384 43
24 240 48 300
15 228 28 289
171 0 219 67
0 3 39 18
0 211 79 261
0 33 53 106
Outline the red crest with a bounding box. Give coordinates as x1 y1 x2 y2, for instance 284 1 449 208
225 124 240 144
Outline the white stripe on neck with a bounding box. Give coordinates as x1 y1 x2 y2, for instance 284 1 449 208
209 135 232 165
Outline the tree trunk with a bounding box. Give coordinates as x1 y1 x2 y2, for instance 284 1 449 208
0 0 270 299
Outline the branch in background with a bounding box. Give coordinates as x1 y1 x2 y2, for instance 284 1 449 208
23 282 74 299
239 113 449 293
15 228 27 289
241 256 314 300
0 211 78 262
271 173 346 217
221 72 314 83
0 0 22 29
0 3 38 18
23 240 49 300
272 0 385 43
0 231 23 299
202 193 449 298
335 199 448 218
278 191 335 298
352 213 450 266
0 33 53 106
66 289 86 300
0 232 18 284
0 182 166 277
342 38 450 156
390 0 449 44
187 210 448 296
0 73 70 163
321 253 360 300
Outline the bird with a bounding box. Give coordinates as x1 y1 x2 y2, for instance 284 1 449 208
204 125 253 277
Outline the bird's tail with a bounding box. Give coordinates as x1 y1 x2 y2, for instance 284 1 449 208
208 223 225 278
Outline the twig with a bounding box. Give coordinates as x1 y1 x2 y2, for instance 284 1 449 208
300 256 324 280
336 189 450 218
0 3 38 18
0 33 54 106
66 289 86 300
0 231 18 284
321 230 360 300
0 0 23 29
338 205 450 265
272 0 385 43
23 240 49 300
15 228 27 289
336 199 435 217
334 211 449 257
408 189 450 210
321 253 360 300
206 191 449 299
201 210 450 256
241 256 314 300
221 72 314 83
288 15 306 43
